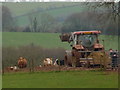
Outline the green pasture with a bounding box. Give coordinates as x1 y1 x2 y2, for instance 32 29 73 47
99 35 118 50
0 75 1 89
2 70 118 88
3 2 86 26
2 32 70 49
3 2 82 17
2 32 118 50
16 5 85 26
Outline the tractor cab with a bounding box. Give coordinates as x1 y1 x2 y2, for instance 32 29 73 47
71 31 101 47
60 31 103 51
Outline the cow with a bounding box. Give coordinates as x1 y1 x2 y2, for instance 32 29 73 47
43 58 53 66
10 66 14 70
5 66 14 72
18 57 27 68
5 65 18 72
13 65 18 71
54 59 64 66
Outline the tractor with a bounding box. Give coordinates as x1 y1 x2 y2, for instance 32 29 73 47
60 31 111 68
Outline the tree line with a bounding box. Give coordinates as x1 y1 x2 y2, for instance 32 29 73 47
2 2 119 35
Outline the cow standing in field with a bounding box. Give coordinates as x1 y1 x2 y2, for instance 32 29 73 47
18 57 27 68
43 58 53 66
54 59 64 66
5 65 18 72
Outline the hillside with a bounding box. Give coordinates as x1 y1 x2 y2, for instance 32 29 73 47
2 32 118 50
2 32 70 49
3 2 86 27
3 2 83 17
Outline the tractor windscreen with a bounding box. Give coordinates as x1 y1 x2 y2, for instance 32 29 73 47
78 34 97 47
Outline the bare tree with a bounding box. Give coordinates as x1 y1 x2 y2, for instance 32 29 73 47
61 11 118 35
85 2 119 35
85 2 119 19
28 12 56 32
39 13 56 32
33 17 38 32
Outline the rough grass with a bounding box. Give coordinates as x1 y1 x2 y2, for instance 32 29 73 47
2 32 118 50
2 70 118 88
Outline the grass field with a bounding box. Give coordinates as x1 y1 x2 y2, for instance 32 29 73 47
3 2 86 26
2 70 118 88
0 75 1 89
2 32 118 50
4 2 83 17
2 32 70 49
16 5 85 26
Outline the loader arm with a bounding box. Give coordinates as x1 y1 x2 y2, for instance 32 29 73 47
59 33 72 42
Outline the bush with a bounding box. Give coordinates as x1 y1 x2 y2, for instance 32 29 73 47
2 45 65 67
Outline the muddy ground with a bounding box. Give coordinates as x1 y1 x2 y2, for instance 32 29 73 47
3 65 119 74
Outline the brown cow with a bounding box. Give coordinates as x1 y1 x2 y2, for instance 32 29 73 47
18 57 27 68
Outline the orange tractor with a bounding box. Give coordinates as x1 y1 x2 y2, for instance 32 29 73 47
60 31 111 68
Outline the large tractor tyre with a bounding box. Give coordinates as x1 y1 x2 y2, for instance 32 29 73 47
65 50 72 67
75 60 81 67
88 51 111 68
72 50 81 67
72 56 81 67
65 50 81 67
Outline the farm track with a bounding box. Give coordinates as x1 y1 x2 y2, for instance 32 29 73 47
3 66 118 73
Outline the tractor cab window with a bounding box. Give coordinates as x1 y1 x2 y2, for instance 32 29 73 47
77 34 97 47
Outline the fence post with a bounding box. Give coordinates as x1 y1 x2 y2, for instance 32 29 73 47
103 51 106 71
100 55 102 71
2 60 4 75
31 59 34 72
58 59 61 72
29 59 32 73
